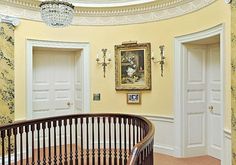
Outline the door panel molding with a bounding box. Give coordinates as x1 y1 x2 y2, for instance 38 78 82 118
174 24 225 164
27 39 90 119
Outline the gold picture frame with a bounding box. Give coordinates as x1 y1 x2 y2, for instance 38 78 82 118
115 42 151 90
127 92 141 104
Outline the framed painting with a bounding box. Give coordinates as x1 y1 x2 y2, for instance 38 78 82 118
127 92 141 104
115 42 151 90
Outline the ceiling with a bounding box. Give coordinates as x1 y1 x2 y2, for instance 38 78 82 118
0 0 216 25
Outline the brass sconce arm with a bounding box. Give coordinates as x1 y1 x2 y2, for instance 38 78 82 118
151 45 165 77
96 48 111 78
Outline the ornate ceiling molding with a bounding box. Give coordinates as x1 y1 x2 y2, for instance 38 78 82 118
0 14 20 26
0 0 216 26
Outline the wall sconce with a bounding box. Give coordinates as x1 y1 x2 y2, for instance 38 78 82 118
96 48 111 78
151 45 165 77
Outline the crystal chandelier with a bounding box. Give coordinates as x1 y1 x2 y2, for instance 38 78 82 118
39 0 75 27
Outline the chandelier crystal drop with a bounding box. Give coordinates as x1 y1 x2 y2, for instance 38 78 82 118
39 0 75 28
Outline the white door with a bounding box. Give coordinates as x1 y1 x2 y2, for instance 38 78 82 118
32 49 75 119
207 44 222 159
74 52 83 112
183 44 222 158
183 44 207 157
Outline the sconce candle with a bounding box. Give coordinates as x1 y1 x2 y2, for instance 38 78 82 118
96 48 112 78
151 45 166 77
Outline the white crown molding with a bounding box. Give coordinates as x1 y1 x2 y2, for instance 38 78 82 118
73 0 155 8
0 14 20 26
0 0 215 26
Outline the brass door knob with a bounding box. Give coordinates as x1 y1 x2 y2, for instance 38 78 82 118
67 102 73 106
208 105 213 113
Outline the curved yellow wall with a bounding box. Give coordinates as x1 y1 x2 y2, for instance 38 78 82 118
14 0 231 129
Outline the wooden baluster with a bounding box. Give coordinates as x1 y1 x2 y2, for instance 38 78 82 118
151 140 154 165
145 145 148 164
48 121 52 165
136 120 139 144
132 119 135 147
140 122 147 162
53 121 57 165
58 120 63 165
75 118 78 165
64 119 68 165
13 127 18 165
69 118 73 165
124 118 127 165
80 117 84 165
128 118 131 154
119 117 122 165
19 126 23 165
92 117 95 165
97 117 101 165
1 130 5 165
42 122 46 165
36 123 40 165
147 142 150 164
86 117 89 165
137 120 141 165
148 143 152 164
74 118 78 165
25 126 29 165
7 129 11 165
140 121 142 141
103 117 106 165
114 117 117 165
31 124 35 165
108 117 112 165
140 121 143 164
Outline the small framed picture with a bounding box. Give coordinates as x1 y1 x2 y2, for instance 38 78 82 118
127 92 141 104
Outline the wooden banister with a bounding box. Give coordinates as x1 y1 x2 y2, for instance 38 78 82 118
0 113 155 165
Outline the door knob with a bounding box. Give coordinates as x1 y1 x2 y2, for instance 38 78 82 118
67 102 73 106
208 105 213 113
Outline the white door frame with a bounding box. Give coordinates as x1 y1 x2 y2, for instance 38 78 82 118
174 24 225 162
26 39 90 119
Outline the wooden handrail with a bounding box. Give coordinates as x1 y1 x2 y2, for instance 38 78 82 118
0 113 155 165
127 116 155 164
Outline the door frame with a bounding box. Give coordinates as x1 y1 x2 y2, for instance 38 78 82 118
26 39 90 119
174 24 225 162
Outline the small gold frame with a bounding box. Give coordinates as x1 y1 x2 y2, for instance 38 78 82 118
127 92 141 104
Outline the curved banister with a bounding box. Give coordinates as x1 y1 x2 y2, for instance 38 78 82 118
0 113 155 165
127 116 155 164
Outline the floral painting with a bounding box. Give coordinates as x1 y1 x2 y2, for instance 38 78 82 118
115 42 151 90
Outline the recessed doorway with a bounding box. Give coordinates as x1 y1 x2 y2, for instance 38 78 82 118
32 48 82 119
27 40 90 119
174 25 225 164
183 39 221 158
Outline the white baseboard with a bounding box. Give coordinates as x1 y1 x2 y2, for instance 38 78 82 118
154 144 175 156
223 129 231 165
144 115 175 156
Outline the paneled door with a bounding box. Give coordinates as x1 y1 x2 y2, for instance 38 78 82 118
183 44 222 159
183 45 207 157
207 44 222 159
32 49 75 119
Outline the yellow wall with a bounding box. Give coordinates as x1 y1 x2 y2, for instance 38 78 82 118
14 0 231 129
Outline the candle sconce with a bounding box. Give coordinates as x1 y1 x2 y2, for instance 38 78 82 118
151 45 165 77
96 48 111 78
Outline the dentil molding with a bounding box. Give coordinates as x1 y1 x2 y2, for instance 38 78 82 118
0 0 216 26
